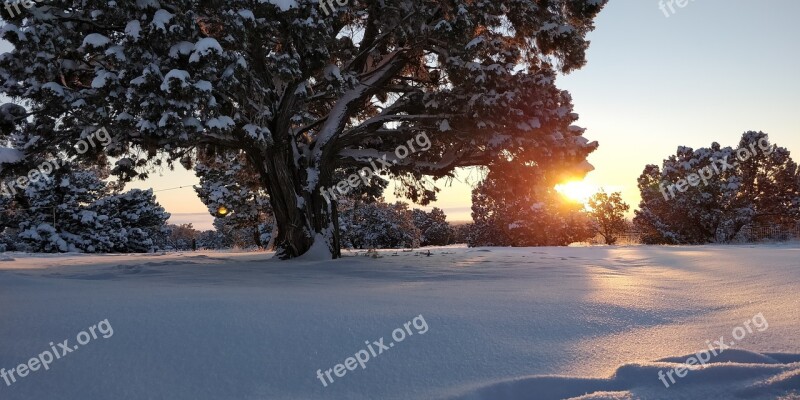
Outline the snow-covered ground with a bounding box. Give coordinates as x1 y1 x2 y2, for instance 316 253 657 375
0 244 799 399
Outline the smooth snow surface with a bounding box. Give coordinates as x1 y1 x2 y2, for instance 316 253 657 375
0 245 799 399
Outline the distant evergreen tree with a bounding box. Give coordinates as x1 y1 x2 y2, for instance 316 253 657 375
339 199 420 249
469 160 594 247
635 132 800 244
412 207 454 246
451 223 474 245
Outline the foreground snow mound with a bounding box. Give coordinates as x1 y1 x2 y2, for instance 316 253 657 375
292 233 333 261
452 350 800 400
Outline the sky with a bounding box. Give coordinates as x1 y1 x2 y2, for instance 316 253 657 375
3 0 800 230
556 0 800 216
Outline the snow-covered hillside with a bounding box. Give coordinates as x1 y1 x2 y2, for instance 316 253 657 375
0 245 799 399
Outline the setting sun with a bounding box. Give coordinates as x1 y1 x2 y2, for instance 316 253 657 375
555 181 599 204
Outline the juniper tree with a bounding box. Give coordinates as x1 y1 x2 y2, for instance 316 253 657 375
0 0 606 258
635 132 800 244
470 160 594 247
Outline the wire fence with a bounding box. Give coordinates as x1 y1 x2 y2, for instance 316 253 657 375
586 222 800 245
585 230 645 245
732 222 800 243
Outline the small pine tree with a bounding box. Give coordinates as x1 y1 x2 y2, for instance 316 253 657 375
587 191 630 245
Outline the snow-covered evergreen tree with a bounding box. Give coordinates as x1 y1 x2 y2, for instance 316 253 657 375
0 0 606 258
412 207 454 246
469 161 594 247
93 188 171 252
339 199 420 249
16 166 110 252
635 132 800 244
2 165 169 253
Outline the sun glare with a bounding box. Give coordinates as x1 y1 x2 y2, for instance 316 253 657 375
555 181 598 204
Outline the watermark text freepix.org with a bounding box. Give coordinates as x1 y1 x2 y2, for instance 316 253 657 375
320 132 431 204
316 314 429 387
659 138 775 201
3 0 43 18
658 313 768 388
659 0 697 18
317 0 350 16
1 319 114 388
1 127 111 198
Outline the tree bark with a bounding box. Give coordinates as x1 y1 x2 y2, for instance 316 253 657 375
255 150 341 260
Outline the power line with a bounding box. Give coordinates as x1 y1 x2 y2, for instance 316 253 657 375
0 185 197 213
152 185 196 193
0 204 58 212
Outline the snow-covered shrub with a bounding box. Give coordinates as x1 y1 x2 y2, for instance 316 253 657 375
339 199 421 249
197 229 228 250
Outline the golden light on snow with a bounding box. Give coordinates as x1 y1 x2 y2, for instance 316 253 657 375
555 180 599 204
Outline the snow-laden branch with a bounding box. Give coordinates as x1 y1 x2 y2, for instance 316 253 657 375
313 49 408 151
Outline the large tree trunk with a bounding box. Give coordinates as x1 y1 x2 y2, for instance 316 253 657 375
256 149 341 260
243 81 343 260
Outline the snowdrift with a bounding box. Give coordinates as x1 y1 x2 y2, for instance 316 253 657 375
452 349 800 400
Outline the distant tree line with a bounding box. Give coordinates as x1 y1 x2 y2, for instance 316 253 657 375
0 158 465 252
6 131 789 253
